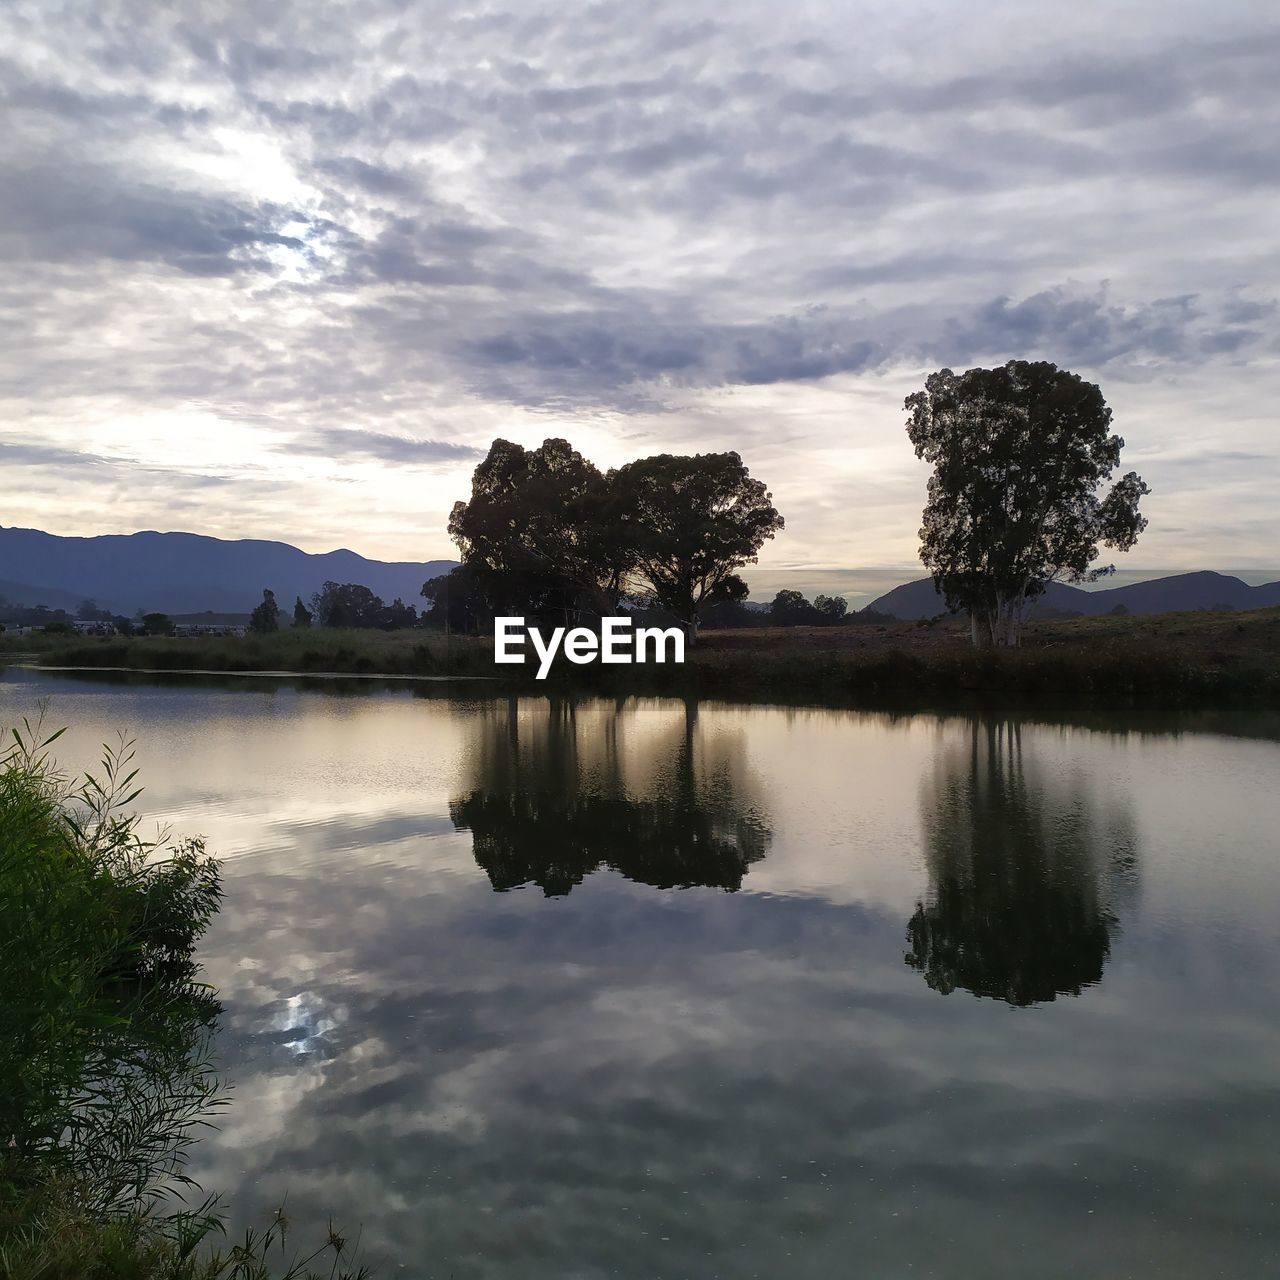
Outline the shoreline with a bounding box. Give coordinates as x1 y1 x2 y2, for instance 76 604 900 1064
5 605 1279 707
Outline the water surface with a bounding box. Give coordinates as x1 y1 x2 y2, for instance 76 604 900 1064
3 668 1278 1279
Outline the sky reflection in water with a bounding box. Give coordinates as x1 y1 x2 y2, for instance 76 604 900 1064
3 669 1279 1279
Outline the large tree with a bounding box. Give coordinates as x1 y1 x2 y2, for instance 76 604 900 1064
610 451 783 639
813 594 848 625
769 588 817 627
311 581 383 628
420 564 491 634
447 438 630 624
905 360 1149 648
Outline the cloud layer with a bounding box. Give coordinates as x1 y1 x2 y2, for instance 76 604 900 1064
1 0 1277 572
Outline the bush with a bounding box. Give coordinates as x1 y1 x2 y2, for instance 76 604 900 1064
0 716 373 1279
0 716 223 1212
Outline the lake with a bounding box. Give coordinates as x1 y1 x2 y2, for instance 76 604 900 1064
3 667 1279 1279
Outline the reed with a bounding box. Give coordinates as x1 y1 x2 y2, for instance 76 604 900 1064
0 716 373 1279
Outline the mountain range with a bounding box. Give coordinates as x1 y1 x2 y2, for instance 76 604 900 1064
863 571 1280 620
3 526 1277 623
0 527 456 617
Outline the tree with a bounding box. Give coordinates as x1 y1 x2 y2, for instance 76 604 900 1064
311 590 416 630
292 596 312 628
449 439 630 626
611 452 783 640
905 360 1149 648
377 597 418 630
248 589 280 635
813 594 848 625
769 589 817 627
141 612 174 636
311 581 384 628
421 565 491 634
77 599 105 622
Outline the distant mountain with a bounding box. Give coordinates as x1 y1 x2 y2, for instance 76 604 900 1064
0 527 457 616
864 571 1280 620
0 578 89 615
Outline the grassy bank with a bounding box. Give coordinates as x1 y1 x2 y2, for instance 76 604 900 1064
685 606 1280 703
10 627 493 678
20 607 1280 704
0 719 371 1278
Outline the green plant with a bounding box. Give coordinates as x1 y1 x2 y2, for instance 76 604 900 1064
0 713 375 1277
0 714 223 1212
0 1185 372 1279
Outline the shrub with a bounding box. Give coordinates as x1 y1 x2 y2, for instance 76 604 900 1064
0 716 373 1279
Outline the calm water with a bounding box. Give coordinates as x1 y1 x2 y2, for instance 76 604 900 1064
3 668 1280 1279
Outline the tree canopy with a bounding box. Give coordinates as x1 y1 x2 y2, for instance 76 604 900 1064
420 564 492 634
768 589 848 627
447 438 629 625
610 451 783 635
140 612 174 637
311 581 417 630
905 360 1149 647
441 439 782 639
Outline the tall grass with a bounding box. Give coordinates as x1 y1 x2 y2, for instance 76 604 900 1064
35 628 492 678
0 714 372 1279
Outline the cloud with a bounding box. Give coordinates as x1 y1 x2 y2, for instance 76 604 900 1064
283 428 483 464
0 441 110 468
0 0 1276 565
0 163 313 276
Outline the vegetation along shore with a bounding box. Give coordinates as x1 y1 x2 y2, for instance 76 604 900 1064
0 718 374 1278
11 604 1280 705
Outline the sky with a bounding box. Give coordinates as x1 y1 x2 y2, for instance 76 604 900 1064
2 0 1278 595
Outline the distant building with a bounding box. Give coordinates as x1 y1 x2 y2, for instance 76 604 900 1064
173 623 246 637
170 613 250 639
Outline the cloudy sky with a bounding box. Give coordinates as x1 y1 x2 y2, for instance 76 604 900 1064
2 0 1277 594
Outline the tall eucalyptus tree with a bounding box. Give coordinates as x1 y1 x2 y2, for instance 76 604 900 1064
906 360 1149 647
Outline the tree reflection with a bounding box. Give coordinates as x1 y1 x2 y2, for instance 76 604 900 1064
906 718 1138 1006
450 697 771 895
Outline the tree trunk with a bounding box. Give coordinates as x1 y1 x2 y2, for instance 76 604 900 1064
683 586 699 647
1005 598 1025 648
993 585 1029 647
994 598 1013 648
970 610 995 648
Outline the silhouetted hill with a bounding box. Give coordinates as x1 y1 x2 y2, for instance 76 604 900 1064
0 527 456 616
864 571 1280 620
1086 571 1279 614
866 578 1090 620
